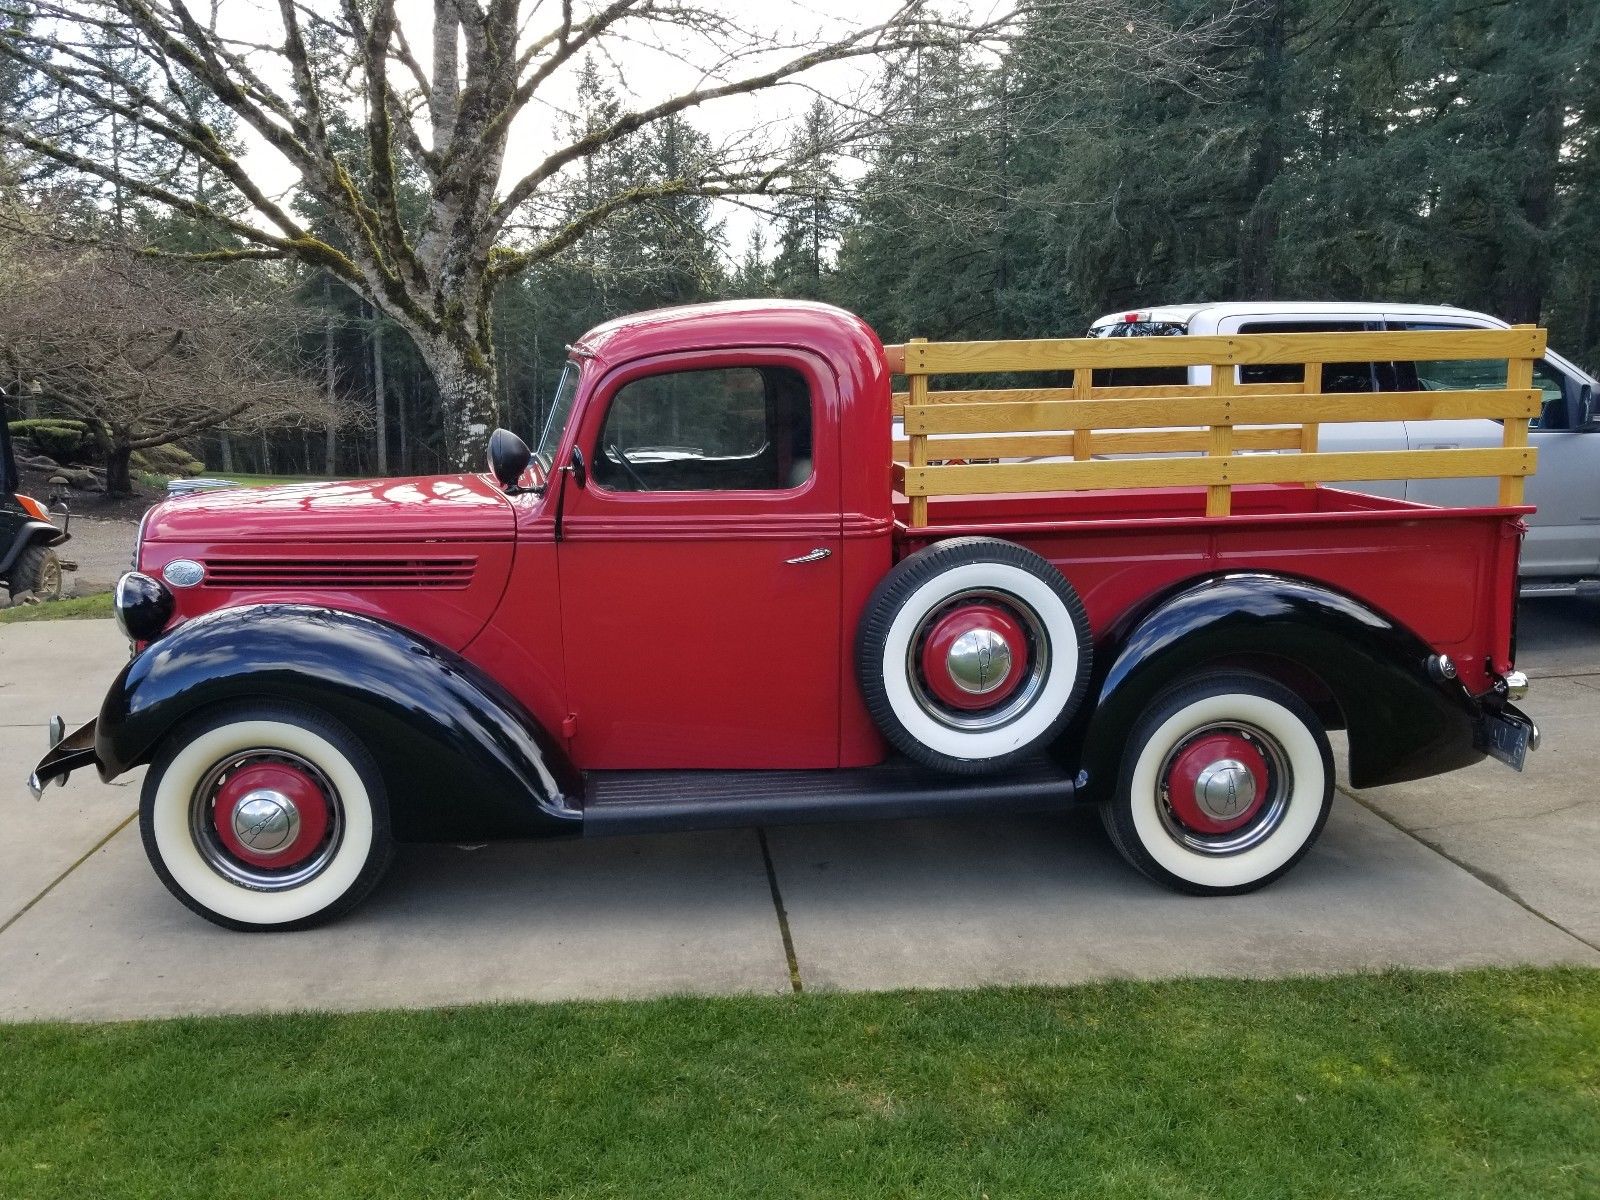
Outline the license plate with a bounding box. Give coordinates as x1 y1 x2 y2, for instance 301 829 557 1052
1479 712 1531 771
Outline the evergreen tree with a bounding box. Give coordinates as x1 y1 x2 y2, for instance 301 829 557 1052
770 100 848 301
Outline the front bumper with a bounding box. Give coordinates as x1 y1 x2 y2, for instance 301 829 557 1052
26 716 99 798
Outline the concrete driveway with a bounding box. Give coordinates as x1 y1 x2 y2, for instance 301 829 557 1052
2 611 1597 1022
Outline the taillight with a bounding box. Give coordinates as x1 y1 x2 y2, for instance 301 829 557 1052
16 493 50 523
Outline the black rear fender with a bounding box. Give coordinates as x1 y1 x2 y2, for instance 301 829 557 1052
1070 573 1484 794
95 604 581 841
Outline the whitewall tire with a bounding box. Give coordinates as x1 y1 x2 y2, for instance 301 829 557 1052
139 703 393 930
1101 672 1333 894
856 537 1092 774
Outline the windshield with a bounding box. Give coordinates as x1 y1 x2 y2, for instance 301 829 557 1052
534 362 580 470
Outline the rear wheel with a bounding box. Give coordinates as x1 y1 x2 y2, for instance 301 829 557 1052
139 703 393 930
5 542 61 600
1101 672 1333 895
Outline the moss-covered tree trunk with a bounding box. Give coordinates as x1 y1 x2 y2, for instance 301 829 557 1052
104 442 133 495
402 311 500 471
83 419 133 496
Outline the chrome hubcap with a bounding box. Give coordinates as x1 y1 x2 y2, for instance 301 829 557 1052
190 749 344 891
1156 722 1292 856
1193 759 1257 821
230 790 301 856
946 628 1014 696
906 587 1051 732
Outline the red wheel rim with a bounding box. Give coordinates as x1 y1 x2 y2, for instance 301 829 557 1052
918 602 1029 711
1162 731 1270 835
211 760 332 868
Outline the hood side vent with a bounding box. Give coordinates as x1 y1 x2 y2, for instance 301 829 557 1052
203 555 478 590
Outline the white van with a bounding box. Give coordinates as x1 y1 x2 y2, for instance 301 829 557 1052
1086 302 1600 595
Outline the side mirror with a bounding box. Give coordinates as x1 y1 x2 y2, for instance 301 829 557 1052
568 445 587 490
487 428 532 492
1581 383 1598 430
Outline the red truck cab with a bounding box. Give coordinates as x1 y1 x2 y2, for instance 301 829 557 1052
31 301 1539 931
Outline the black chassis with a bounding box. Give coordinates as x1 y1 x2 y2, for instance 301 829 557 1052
30 573 1523 839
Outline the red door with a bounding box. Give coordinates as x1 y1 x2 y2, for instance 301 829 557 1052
557 348 843 769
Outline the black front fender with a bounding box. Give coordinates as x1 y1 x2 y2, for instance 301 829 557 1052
1073 573 1485 794
95 604 581 841
1 519 67 573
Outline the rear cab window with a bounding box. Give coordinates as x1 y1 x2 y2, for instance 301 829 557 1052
1086 319 1190 387
1232 320 1386 392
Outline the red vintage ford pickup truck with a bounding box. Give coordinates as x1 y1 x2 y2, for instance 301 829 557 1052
31 300 1541 930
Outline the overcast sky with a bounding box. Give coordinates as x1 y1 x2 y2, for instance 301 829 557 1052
224 0 924 262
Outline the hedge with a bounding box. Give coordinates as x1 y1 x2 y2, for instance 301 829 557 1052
7 418 92 462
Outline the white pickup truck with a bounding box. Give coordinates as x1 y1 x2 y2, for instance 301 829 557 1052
1087 301 1600 597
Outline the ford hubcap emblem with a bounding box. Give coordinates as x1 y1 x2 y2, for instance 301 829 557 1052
946 627 1014 695
1193 759 1257 821
231 790 301 855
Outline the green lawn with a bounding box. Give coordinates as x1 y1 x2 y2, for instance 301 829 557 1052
142 471 333 489
2 968 1597 1198
0 592 113 623
220 472 333 487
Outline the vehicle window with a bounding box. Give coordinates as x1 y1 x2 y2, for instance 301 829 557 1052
1235 321 1379 392
1395 323 1568 429
594 365 813 493
1086 320 1190 387
534 362 581 470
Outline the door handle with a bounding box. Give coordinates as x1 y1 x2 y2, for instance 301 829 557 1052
786 548 832 565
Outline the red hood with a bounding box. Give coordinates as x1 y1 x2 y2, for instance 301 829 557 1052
144 474 514 543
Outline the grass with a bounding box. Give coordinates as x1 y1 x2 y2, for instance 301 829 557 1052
138 470 333 490
216 472 332 487
2 968 1597 1198
0 592 114 623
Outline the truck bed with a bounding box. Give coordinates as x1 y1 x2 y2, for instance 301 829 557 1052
895 483 1526 697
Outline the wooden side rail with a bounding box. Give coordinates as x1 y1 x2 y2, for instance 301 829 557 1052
887 326 1546 525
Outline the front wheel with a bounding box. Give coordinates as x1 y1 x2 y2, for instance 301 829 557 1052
139 703 393 930
1101 672 1333 895
5 542 62 600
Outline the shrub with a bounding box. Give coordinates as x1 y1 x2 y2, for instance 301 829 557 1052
7 419 92 463
132 444 206 477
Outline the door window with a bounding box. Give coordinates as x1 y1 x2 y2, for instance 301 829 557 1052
1234 320 1384 392
593 365 813 492
1391 323 1569 429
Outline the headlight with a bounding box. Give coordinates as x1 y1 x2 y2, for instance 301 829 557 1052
114 571 174 642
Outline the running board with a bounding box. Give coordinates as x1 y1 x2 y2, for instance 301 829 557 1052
1521 578 1600 599
582 754 1076 837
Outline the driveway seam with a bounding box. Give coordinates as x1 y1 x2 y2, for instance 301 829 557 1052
1410 796 1599 834
1337 786 1600 956
756 828 803 993
0 809 136 939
